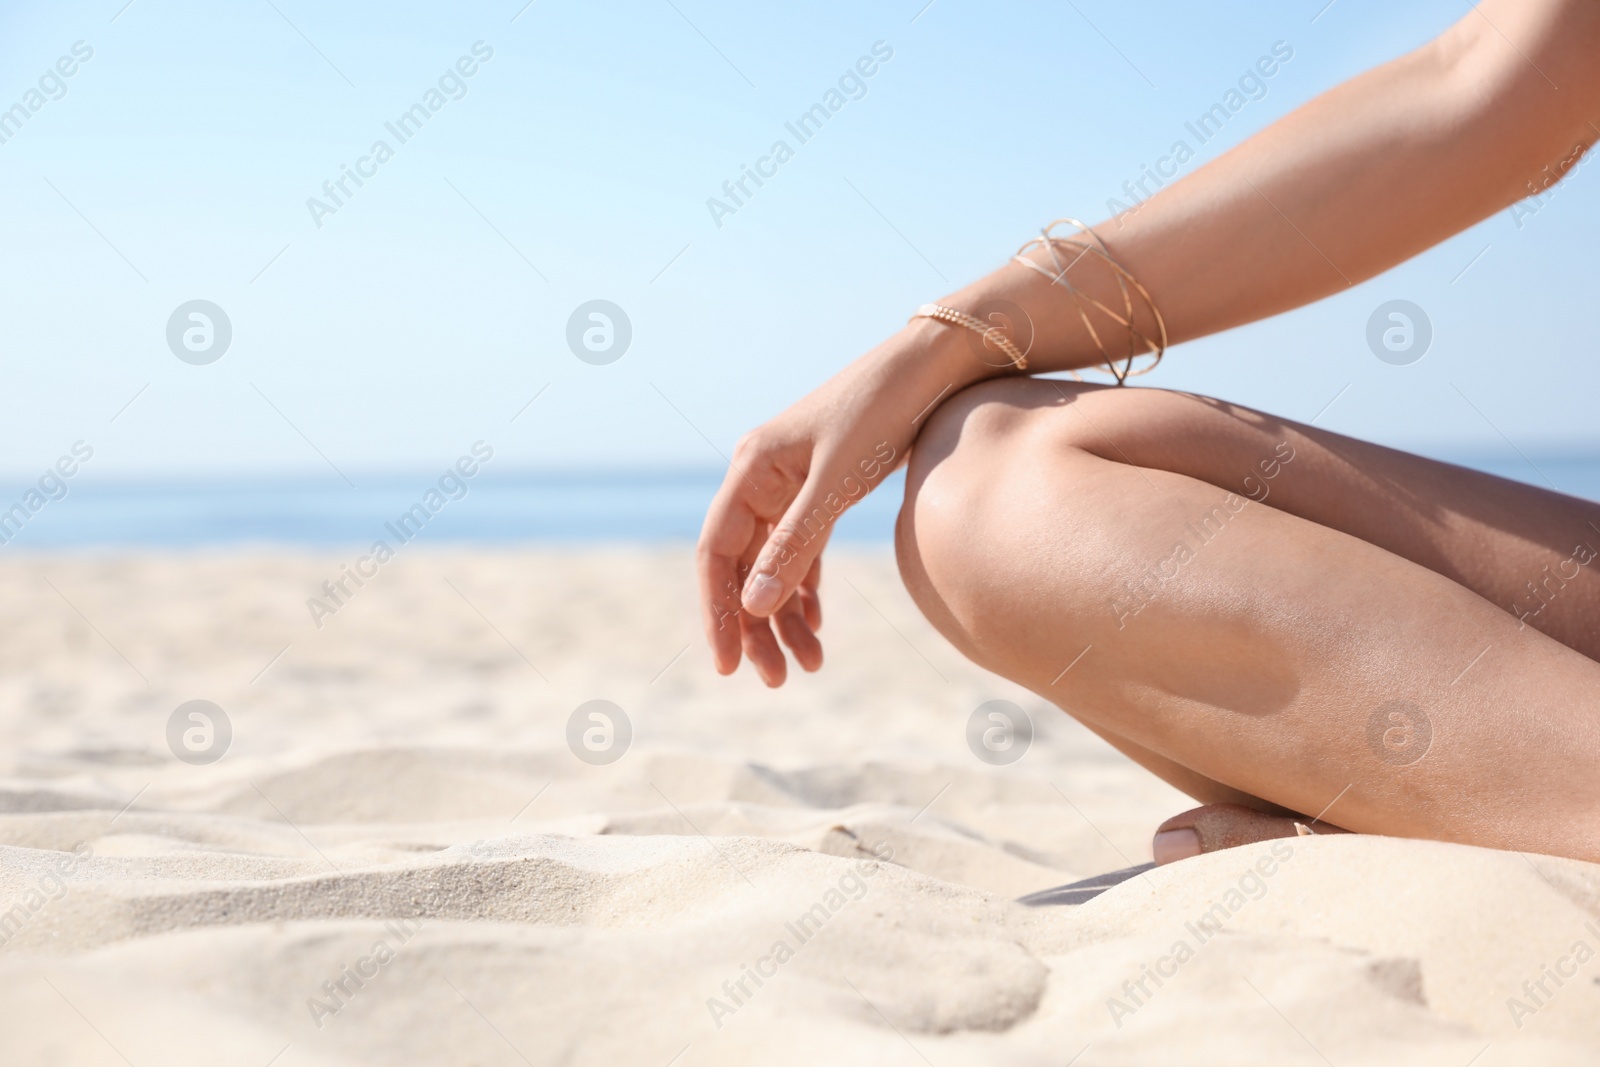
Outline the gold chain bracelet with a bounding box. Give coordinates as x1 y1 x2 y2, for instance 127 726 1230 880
907 302 1028 371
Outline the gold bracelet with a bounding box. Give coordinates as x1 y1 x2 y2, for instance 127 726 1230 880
909 303 1028 371
1012 218 1167 386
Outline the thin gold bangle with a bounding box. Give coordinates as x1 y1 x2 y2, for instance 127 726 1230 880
1012 218 1167 385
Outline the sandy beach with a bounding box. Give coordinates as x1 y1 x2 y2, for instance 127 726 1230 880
0 546 1596 1065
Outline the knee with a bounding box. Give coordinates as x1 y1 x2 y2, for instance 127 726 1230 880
892 378 1185 667
901 378 1068 506
895 378 1202 536
895 378 1036 548
895 377 1106 562
893 378 1081 657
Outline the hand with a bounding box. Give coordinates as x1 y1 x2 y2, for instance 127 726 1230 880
696 323 982 686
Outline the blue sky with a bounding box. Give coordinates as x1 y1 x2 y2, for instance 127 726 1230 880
0 0 1593 485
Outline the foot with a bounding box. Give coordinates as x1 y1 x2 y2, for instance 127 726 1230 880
1151 803 1351 865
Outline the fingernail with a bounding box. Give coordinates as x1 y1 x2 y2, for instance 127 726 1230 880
1152 828 1201 865
742 572 782 615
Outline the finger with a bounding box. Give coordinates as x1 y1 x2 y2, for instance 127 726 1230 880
697 475 763 675
740 608 788 687
774 590 823 672
736 521 788 685
740 473 847 619
798 554 822 632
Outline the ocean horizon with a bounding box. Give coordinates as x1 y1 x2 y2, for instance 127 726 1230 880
0 451 1595 549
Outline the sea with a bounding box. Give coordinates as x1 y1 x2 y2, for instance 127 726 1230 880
1 453 1596 549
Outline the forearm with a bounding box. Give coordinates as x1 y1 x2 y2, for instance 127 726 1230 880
907 0 1600 387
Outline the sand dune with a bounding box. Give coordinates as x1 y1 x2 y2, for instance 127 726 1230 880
0 549 1594 1064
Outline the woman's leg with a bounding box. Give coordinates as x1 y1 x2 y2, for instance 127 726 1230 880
896 378 1600 863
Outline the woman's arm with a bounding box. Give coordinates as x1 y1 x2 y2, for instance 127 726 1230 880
960 0 1600 375
698 0 1600 685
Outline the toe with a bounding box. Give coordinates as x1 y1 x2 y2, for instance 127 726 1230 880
1153 803 1335 865
1152 826 1201 864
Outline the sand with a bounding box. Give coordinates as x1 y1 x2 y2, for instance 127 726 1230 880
0 546 1595 1065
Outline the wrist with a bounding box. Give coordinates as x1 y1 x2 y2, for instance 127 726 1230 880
859 315 1005 415
934 234 1168 380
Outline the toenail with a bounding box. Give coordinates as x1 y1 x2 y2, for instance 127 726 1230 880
1153 827 1201 864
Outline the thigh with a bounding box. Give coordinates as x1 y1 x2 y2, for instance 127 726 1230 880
897 378 1600 859
1037 380 1600 661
